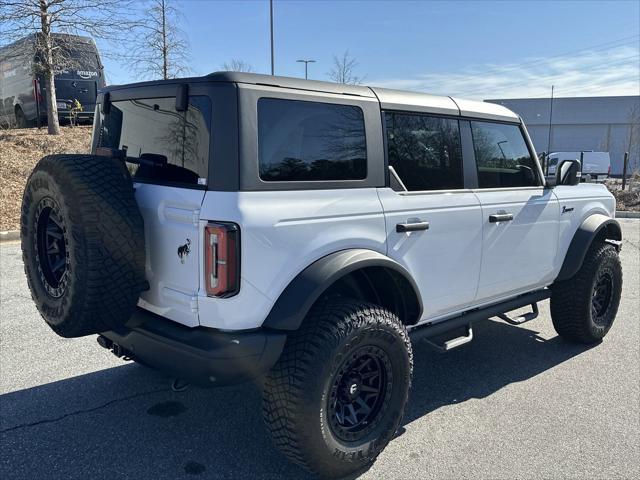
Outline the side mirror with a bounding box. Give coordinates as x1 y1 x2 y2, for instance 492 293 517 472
556 159 581 186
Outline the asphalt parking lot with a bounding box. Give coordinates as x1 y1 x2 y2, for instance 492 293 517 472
1 219 638 480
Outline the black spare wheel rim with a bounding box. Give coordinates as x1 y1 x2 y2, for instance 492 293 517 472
592 268 614 326
328 345 393 442
34 197 69 298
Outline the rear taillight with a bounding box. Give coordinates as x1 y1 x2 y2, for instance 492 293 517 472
32 79 41 103
204 223 240 297
608 164 611 175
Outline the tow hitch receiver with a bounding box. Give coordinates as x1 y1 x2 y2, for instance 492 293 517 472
97 335 130 359
496 303 539 326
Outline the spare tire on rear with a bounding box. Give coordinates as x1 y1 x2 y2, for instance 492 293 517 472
21 154 147 338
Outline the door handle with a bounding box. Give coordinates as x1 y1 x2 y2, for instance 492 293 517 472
489 213 514 223
396 221 430 233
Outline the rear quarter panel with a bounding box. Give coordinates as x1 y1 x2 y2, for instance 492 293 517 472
198 189 387 330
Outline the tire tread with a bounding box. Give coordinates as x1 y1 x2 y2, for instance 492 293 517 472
551 241 622 344
262 298 412 477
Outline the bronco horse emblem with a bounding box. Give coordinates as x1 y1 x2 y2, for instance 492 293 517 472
177 239 191 264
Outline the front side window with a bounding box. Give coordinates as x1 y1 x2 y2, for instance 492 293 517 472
385 112 464 191
258 98 367 182
98 96 211 186
471 121 539 188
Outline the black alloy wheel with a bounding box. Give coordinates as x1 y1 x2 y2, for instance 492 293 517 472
328 346 393 442
591 269 614 326
34 197 69 298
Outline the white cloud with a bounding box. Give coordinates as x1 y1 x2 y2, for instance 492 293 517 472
370 45 640 100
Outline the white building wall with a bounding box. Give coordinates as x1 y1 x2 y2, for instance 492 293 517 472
486 96 639 175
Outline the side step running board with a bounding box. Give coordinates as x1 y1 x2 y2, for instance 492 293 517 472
496 303 539 325
409 289 551 352
422 326 473 353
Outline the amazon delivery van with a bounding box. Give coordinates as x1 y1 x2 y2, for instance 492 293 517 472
0 33 105 127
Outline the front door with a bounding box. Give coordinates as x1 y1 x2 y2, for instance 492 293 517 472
469 120 559 302
379 112 484 322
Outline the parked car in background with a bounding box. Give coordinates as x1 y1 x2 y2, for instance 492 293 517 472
547 151 611 181
0 33 105 128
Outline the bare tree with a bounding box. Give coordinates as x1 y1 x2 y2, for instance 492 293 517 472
327 50 364 85
221 59 253 73
127 0 190 80
0 0 136 135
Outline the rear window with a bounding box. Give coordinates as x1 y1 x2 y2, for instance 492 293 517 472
98 96 211 186
258 98 367 182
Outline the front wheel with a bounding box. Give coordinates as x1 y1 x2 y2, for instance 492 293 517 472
551 242 622 344
262 299 412 478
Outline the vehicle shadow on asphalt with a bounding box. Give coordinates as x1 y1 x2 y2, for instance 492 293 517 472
0 319 592 480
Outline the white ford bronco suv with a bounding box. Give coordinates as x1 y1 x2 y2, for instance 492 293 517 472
21 72 623 478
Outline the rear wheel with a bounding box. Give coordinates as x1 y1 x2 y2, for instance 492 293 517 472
551 242 622 343
262 298 412 478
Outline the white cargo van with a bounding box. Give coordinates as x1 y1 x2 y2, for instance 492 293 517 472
547 151 611 181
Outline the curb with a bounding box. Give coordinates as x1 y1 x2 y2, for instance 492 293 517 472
616 211 640 219
0 230 20 243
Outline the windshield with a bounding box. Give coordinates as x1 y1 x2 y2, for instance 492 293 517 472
96 95 212 187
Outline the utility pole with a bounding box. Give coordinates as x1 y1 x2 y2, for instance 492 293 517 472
547 85 554 156
296 59 316 79
270 0 274 75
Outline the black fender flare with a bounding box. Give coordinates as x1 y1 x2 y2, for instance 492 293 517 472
555 214 622 281
263 249 423 331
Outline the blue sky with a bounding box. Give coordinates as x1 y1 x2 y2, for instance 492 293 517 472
104 0 640 100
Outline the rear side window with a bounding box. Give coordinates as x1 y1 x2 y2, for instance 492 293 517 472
385 112 464 191
258 98 367 181
471 121 539 188
98 96 211 186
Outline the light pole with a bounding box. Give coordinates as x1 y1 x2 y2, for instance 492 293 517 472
547 84 554 155
296 59 316 79
497 140 508 160
270 0 274 75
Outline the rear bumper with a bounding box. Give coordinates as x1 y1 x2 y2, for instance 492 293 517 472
100 308 287 387
36 112 95 124
58 111 94 121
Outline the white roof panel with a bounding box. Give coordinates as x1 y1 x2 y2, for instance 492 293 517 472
370 87 460 116
451 97 520 122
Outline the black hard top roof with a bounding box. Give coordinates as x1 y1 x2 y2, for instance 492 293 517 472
103 71 374 97
101 71 519 122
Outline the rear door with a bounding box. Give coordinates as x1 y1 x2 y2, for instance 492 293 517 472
54 75 97 110
94 94 212 326
379 112 483 321
470 121 559 302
